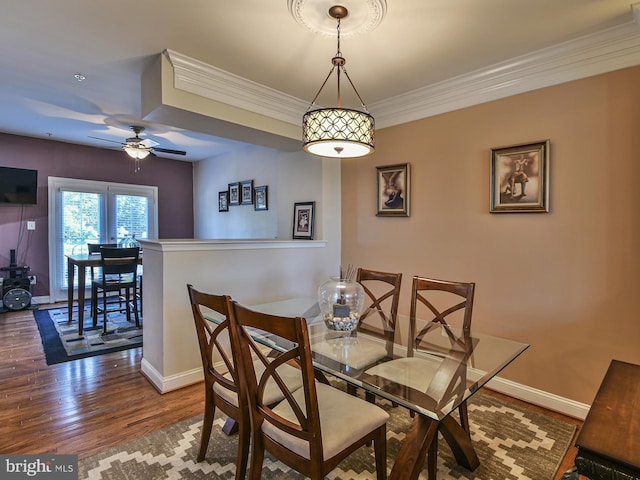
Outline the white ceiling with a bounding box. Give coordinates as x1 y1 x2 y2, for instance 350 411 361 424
0 0 638 161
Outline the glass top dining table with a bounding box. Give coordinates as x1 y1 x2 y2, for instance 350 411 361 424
215 296 529 480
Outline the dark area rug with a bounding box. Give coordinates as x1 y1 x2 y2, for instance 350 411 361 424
34 305 142 365
78 391 576 480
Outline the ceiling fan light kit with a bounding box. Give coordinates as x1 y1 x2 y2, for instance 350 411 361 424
123 145 152 159
123 126 153 161
89 125 187 172
302 5 375 159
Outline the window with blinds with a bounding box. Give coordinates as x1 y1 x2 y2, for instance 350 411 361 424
48 177 158 302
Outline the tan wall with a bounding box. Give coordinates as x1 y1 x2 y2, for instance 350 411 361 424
341 66 640 405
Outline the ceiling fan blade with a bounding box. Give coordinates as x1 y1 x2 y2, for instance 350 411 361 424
153 147 187 156
88 135 124 145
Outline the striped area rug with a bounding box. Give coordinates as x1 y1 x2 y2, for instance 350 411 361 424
34 306 142 365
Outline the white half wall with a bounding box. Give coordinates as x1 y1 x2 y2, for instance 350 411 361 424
139 156 341 393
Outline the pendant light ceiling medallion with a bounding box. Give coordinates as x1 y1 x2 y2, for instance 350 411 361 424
301 3 383 158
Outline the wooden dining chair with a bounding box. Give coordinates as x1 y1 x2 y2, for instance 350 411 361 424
91 247 140 333
187 285 304 479
357 267 403 355
409 276 475 346
227 301 389 480
186 285 250 479
367 275 476 478
87 243 118 318
343 268 402 400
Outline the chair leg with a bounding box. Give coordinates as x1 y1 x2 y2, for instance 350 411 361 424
124 288 132 323
132 286 140 328
374 425 388 480
236 423 251 480
127 282 141 327
101 288 108 334
248 435 265 480
197 389 216 462
91 284 98 327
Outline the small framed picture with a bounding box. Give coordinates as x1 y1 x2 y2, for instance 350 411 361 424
254 185 268 211
218 191 229 212
376 163 410 217
240 180 254 205
228 182 240 206
490 140 550 213
292 201 315 240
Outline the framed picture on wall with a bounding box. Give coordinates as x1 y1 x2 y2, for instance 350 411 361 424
218 191 229 212
228 182 240 206
376 163 410 217
254 185 268 211
240 179 254 205
490 140 550 213
292 201 315 240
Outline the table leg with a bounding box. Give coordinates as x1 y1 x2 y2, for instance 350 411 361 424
67 257 75 324
77 265 86 337
388 414 439 480
439 414 480 471
388 412 480 480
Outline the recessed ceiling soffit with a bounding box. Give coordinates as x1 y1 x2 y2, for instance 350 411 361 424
158 6 640 133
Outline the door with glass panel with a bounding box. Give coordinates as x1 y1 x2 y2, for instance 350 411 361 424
48 177 158 302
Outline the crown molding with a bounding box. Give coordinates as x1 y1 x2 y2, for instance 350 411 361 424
164 49 307 126
372 11 640 128
165 8 640 132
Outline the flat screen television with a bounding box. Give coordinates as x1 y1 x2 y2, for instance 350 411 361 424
0 166 38 205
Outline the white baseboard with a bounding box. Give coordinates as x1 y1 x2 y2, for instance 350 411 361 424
486 375 590 420
139 355 590 418
141 358 203 393
32 295 51 305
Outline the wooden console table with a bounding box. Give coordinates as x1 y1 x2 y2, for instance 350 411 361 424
574 359 640 480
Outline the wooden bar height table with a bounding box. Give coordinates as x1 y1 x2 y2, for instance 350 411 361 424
66 252 142 336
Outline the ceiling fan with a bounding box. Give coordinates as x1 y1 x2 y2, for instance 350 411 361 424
90 126 187 171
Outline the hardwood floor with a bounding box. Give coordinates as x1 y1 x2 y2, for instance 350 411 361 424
0 306 204 458
0 305 581 479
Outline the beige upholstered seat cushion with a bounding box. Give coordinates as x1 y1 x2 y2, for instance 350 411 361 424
365 356 441 393
263 382 389 461
365 356 462 412
312 337 388 370
214 361 303 407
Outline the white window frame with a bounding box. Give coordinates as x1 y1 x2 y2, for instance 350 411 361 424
48 177 158 302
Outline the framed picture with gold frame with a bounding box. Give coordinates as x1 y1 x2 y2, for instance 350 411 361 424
490 140 550 213
376 163 410 217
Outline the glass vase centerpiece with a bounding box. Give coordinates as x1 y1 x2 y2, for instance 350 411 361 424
318 266 365 332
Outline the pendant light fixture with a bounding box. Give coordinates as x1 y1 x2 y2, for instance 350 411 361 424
302 5 374 158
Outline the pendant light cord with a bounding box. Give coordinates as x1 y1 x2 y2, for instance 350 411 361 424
305 15 369 113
